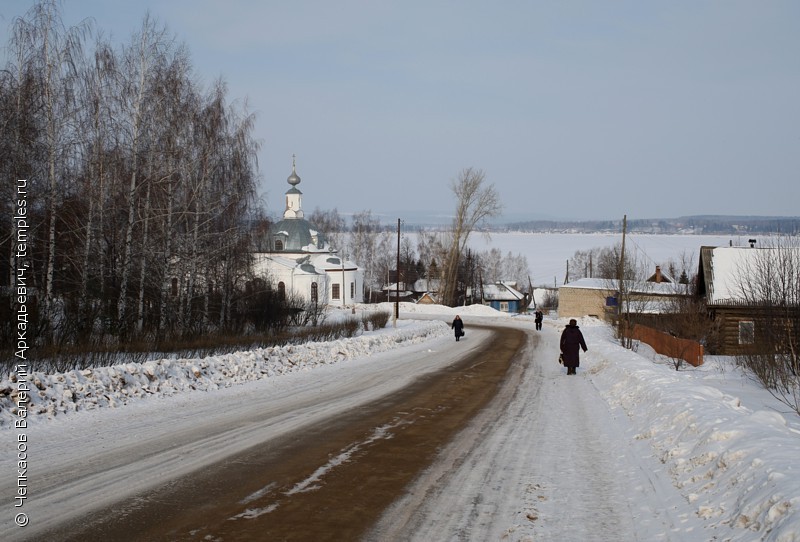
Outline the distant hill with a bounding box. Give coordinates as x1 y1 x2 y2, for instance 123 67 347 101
494 215 800 235
378 210 800 235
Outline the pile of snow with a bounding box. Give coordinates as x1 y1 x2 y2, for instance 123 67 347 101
1 310 456 426
581 322 800 540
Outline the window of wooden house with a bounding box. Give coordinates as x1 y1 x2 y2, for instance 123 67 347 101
332 283 340 300
739 320 755 345
171 277 178 296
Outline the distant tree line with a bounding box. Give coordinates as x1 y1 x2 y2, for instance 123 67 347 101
501 216 800 235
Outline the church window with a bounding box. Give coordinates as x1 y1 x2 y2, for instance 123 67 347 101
350 282 355 299
275 240 284 251
278 281 286 300
171 277 178 296
311 282 318 303
332 283 340 300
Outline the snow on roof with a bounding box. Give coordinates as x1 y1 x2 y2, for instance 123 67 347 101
560 277 681 296
482 282 525 301
704 246 800 304
252 253 326 275
706 247 748 303
559 278 609 290
312 252 359 270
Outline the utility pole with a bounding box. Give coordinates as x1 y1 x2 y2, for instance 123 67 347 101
528 275 535 310
341 253 346 307
617 214 627 338
394 218 400 326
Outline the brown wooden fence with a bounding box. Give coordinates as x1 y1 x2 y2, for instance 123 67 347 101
624 323 704 367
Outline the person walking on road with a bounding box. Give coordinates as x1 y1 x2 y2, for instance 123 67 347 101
534 310 543 331
560 318 587 375
451 315 465 342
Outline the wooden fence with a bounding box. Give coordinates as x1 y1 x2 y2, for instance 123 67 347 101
624 323 704 367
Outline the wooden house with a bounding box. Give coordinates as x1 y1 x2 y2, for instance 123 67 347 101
696 245 800 355
481 282 527 313
383 278 440 303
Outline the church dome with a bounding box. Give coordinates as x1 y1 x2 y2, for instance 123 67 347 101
287 166 301 186
270 217 329 252
269 155 330 253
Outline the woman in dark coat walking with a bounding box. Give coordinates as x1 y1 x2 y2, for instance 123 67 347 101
534 310 543 331
451 315 464 341
560 318 587 375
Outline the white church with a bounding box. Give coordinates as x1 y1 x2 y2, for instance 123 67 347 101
252 158 363 307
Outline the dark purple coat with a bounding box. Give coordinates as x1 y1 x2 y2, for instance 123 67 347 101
560 324 587 367
451 317 464 337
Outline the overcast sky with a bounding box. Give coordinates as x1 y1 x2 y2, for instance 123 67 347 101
3 1 799 223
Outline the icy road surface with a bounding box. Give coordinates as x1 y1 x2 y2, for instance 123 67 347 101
4 315 699 541
369 318 684 542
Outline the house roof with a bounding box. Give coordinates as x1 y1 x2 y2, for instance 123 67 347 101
559 277 683 296
383 279 440 293
697 245 800 305
482 282 525 301
646 266 674 284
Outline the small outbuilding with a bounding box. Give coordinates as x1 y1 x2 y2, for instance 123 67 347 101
481 281 527 313
558 267 689 322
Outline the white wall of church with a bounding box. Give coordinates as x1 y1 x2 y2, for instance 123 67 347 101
326 268 364 305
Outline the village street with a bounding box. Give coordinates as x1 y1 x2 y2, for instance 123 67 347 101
5 316 694 541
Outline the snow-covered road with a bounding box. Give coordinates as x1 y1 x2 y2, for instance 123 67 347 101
369 317 689 542
4 303 799 541
2 320 488 540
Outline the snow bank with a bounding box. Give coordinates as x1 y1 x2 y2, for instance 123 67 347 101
584 324 800 541
0 318 449 426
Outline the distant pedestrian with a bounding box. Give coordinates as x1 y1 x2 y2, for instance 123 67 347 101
560 318 587 375
534 310 543 331
451 315 464 342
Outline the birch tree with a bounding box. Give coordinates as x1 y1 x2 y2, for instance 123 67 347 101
347 210 381 301
1 1 263 347
309 207 345 251
440 168 501 306
75 37 117 340
115 14 170 333
8 1 89 335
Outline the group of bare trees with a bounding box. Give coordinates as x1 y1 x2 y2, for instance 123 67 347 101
308 168 508 307
566 245 628 283
732 237 800 414
1 2 264 349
